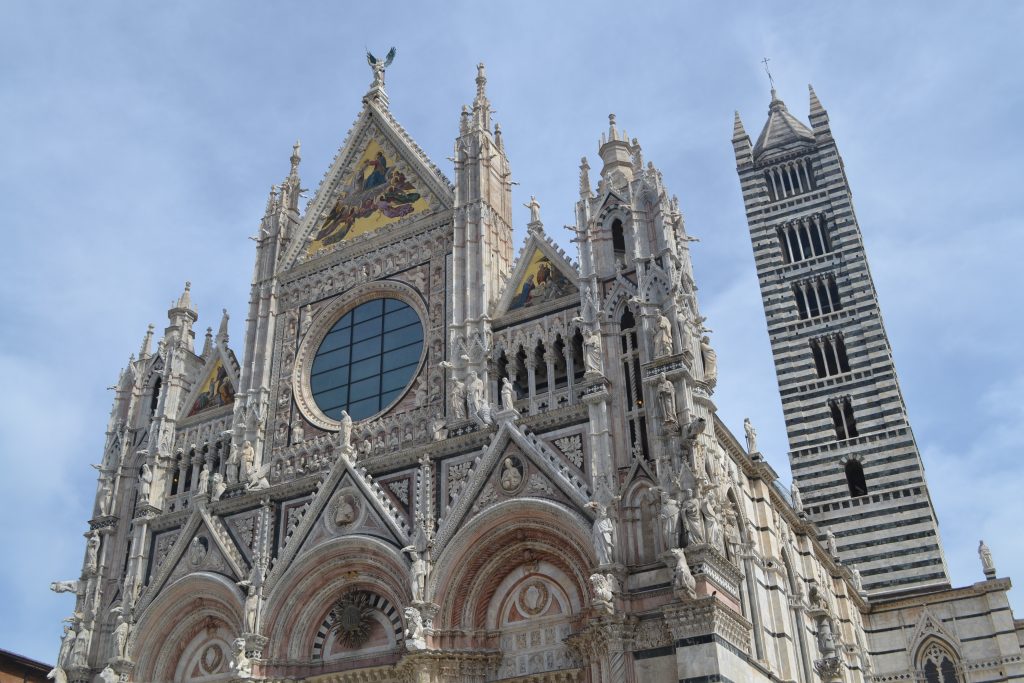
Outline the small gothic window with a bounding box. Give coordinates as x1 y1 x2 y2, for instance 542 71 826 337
811 335 851 378
830 397 858 440
920 642 961 683
845 460 868 497
150 377 162 415
612 219 626 259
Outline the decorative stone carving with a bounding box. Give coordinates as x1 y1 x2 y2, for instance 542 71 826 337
656 374 677 426
49 580 80 594
743 417 757 454
586 501 616 567
654 314 673 358
669 548 696 597
590 572 614 605
500 456 524 492
210 473 226 501
189 537 209 566
553 434 583 469
404 606 426 650
979 539 996 577
229 637 251 678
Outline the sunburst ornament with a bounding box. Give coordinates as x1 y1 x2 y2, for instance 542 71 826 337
329 591 374 648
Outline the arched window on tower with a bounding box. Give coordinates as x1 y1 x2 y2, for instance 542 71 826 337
810 334 851 378
918 640 962 683
829 397 858 440
845 460 868 497
619 310 647 459
150 377 162 415
612 219 627 264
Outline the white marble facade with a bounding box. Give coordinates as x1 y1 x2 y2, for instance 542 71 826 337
49 57 1021 683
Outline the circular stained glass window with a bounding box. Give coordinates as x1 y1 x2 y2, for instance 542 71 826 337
310 297 423 421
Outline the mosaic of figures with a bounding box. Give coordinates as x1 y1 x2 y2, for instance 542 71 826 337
187 359 235 417
308 139 430 255
507 248 575 311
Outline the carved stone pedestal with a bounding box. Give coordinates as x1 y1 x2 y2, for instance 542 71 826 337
664 596 753 683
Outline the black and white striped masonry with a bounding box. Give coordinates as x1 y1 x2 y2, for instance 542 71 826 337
733 86 951 598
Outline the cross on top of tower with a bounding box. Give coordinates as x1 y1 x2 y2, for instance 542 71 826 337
761 57 775 91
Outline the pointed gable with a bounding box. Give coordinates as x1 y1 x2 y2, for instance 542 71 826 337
281 99 454 268
179 345 240 420
494 227 578 318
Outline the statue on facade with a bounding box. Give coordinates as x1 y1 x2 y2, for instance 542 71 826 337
291 420 304 443
52 620 76 678
338 410 354 456
401 545 428 603
743 417 758 454
524 195 541 224
590 572 614 604
50 580 80 594
654 313 674 358
700 336 717 384
229 637 251 678
790 480 804 513
724 509 742 561
585 500 616 566
851 567 864 593
211 473 226 501
98 477 113 516
979 540 996 576
404 606 426 650
466 371 486 421
225 444 240 484
656 374 677 426
240 441 255 481
86 532 100 574
682 489 704 544
111 610 130 660
197 464 210 495
658 489 681 550
241 582 259 633
366 47 396 90
669 548 696 597
825 529 838 558
702 496 723 550
582 328 603 376
71 623 90 668
139 463 153 502
450 377 467 419
500 377 516 412
500 457 522 491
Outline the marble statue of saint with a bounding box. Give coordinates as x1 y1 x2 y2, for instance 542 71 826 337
825 529 838 557
500 458 522 491
450 378 467 419
338 410 354 454
586 501 616 566
71 624 90 668
291 421 304 443
466 371 485 418
240 441 255 481
669 548 696 596
401 546 428 603
656 374 677 425
500 377 515 411
658 489 681 550
98 478 113 516
682 489 704 544
112 613 130 659
724 510 742 561
226 444 240 484
86 532 100 574
524 195 541 224
851 567 864 593
56 622 76 670
979 540 995 574
139 463 153 502
583 328 602 375
654 314 673 357
243 583 259 633
197 464 210 495
211 473 226 501
743 417 757 453
702 496 722 550
700 336 717 383
790 480 804 513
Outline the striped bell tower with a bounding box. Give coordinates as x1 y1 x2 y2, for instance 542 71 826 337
733 85 951 597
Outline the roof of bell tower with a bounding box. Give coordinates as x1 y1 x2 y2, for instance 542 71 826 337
752 89 815 159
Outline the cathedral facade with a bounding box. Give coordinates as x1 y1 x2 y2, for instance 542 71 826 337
49 59 1023 683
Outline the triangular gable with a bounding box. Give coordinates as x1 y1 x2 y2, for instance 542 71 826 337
281 100 454 269
494 228 579 317
179 347 239 420
139 506 247 612
908 606 962 656
264 452 411 594
434 421 592 553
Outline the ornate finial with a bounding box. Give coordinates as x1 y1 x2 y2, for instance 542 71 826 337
176 281 193 310
366 47 396 90
139 324 154 358
475 63 487 98
202 327 214 357
608 114 618 141
579 156 592 198
761 56 775 91
472 63 490 130
290 140 301 174
494 122 504 150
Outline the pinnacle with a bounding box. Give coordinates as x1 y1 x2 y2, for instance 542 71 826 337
808 83 824 114
176 281 193 310
733 110 748 139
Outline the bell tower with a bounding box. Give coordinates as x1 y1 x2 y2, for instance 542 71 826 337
734 85 950 597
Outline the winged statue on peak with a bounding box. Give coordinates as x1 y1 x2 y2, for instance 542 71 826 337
367 47 397 88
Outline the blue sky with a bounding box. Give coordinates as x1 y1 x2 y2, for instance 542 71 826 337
2 1 1021 663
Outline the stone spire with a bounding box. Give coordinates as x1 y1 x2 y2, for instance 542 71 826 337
472 63 491 132
598 114 634 182
579 156 592 199
201 326 214 359
139 324 154 359
166 281 198 352
808 84 831 139
732 111 753 165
